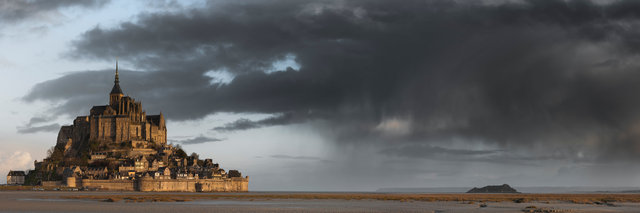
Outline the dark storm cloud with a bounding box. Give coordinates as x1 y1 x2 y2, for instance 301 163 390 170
22 68 221 118
213 113 308 132
24 0 640 161
380 144 575 166
213 119 258 132
169 135 224 145
382 145 499 157
23 69 125 116
17 123 60 134
0 0 109 23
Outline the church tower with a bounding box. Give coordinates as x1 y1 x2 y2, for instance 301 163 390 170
109 60 124 106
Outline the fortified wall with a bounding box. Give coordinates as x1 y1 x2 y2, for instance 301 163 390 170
66 176 248 192
75 179 135 191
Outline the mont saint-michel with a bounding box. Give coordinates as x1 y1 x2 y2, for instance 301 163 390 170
10 63 248 192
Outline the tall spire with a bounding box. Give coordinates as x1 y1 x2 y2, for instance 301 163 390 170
115 59 119 84
110 60 123 95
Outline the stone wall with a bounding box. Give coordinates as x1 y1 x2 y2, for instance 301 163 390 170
137 177 249 192
41 181 63 187
74 177 248 192
137 177 197 192
80 179 135 191
196 177 249 192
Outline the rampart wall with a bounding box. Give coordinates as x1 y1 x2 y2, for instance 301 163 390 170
137 177 249 192
196 177 248 192
137 178 196 192
72 177 248 192
80 179 135 191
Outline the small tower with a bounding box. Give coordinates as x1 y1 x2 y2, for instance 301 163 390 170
109 60 124 106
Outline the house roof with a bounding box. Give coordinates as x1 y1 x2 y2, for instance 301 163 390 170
7 170 25 176
90 105 114 115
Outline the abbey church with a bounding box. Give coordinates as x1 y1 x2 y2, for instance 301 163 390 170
18 62 248 192
59 63 166 156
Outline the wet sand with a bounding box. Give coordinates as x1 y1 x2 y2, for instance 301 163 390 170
1 191 640 212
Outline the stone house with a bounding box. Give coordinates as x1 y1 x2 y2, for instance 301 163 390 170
154 167 171 179
6 171 26 185
89 152 107 163
118 165 134 173
149 159 160 171
62 166 83 178
134 156 149 172
84 167 108 179
175 169 189 179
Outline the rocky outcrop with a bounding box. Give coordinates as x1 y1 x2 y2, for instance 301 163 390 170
467 184 519 193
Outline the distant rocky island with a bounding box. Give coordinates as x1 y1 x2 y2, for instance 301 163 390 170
467 184 519 193
6 62 248 192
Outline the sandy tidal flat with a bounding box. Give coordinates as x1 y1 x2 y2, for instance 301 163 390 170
1 191 640 212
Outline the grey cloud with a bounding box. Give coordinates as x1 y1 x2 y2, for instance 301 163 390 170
26 116 55 126
169 135 224 145
270 154 332 163
0 0 109 24
213 113 308 132
18 113 61 134
17 123 60 134
213 119 258 132
24 0 640 162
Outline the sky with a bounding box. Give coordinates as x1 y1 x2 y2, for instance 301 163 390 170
3 0 640 191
